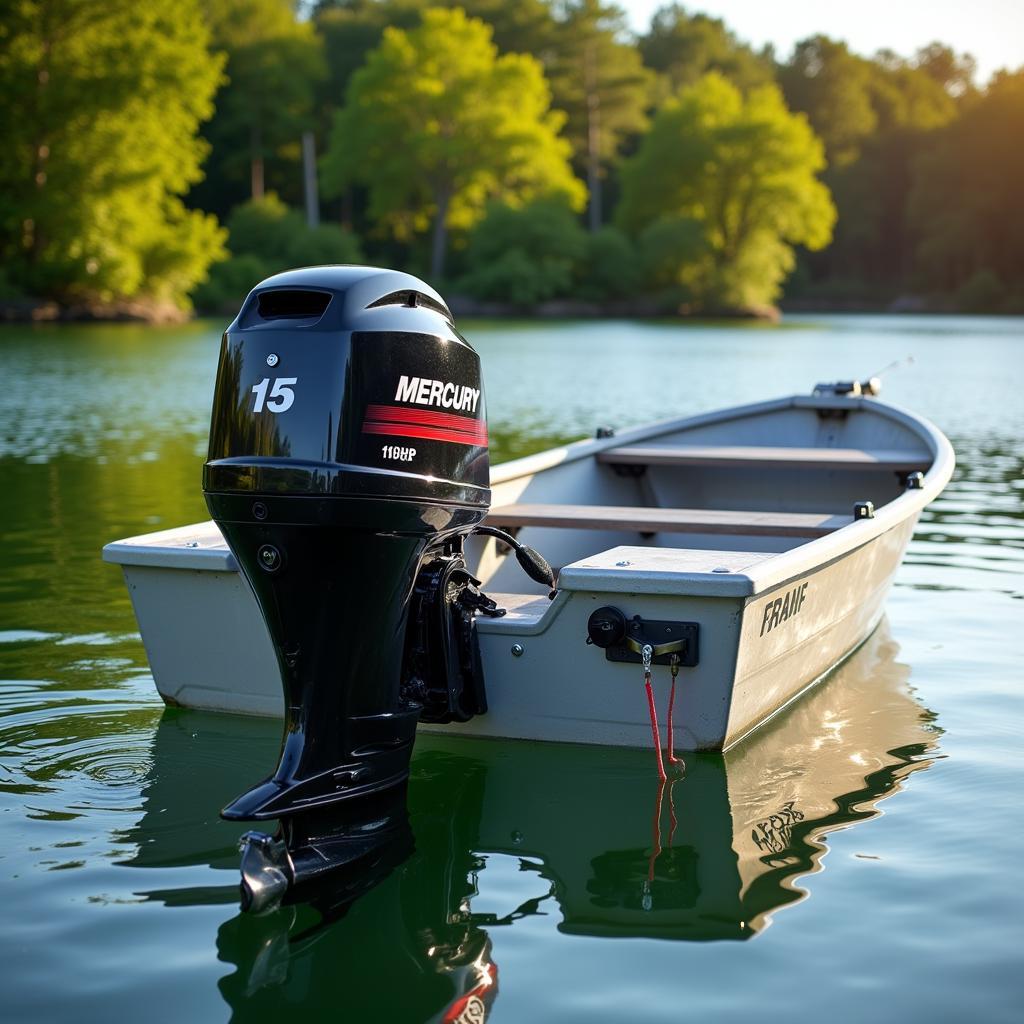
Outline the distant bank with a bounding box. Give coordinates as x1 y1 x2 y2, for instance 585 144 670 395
0 297 190 326
0 292 1010 325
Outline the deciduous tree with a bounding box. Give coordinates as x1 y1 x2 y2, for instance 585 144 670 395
315 0 558 107
914 42 977 98
202 0 325 208
314 0 426 112
780 39 958 295
459 198 587 305
547 0 653 231
640 3 772 95
618 73 835 310
322 7 584 279
192 193 362 311
0 0 226 312
909 70 1024 309
778 36 877 169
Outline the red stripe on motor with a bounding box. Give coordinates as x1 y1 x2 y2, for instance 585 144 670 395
362 421 488 446
365 403 486 436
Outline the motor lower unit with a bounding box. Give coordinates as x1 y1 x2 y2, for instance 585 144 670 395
203 266 507 911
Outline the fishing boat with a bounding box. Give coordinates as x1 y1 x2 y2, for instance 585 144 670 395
101 265 953 909
104 374 952 753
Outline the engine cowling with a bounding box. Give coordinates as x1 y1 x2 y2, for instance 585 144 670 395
202 266 494 909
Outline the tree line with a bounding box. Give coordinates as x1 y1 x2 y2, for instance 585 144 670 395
2 0 1021 319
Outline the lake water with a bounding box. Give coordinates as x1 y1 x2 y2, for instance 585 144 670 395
1 314 1022 1022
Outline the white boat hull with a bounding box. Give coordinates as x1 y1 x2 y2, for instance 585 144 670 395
104 391 952 751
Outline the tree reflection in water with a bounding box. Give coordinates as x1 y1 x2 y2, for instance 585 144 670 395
121 619 939 1021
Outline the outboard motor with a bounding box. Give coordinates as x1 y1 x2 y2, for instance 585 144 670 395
203 266 539 912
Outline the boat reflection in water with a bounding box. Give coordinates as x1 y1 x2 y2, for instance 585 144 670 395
125 620 939 1019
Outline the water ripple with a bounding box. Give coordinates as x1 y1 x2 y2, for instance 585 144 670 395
0 317 1021 1023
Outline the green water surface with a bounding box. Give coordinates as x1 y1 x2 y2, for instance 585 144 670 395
1 315 1022 1022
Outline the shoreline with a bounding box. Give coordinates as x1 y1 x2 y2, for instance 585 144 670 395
1 294 1016 325
0 297 190 325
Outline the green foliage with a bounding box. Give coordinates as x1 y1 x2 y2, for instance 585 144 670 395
191 253 270 312
637 216 706 295
224 194 299 260
780 36 959 168
228 192 361 272
315 1 426 113
778 36 878 169
909 71 1024 307
458 198 642 306
575 226 641 300
0 0 226 311
0 268 27 302
2 0 1021 316
200 0 326 210
314 1 557 120
193 194 362 310
547 1 653 227
868 61 957 135
458 250 560 307
640 4 772 95
458 199 587 305
323 7 584 278
914 43 977 98
618 73 835 310
441 0 557 56
954 269 1005 312
780 36 962 297
294 223 365 266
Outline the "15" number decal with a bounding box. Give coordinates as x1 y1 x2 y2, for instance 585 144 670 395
251 377 298 413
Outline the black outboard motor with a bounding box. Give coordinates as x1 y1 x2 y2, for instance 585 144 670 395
203 266 505 912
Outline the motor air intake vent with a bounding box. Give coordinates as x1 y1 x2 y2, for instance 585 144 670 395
256 289 332 321
367 289 451 319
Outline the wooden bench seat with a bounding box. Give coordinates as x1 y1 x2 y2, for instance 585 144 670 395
487 503 849 539
597 444 930 473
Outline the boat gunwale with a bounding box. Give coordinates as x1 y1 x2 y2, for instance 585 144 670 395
490 392 954 598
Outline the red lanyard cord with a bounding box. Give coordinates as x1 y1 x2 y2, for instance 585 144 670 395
666 656 683 766
643 668 668 782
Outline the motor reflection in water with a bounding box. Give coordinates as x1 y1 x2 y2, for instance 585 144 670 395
122 620 940 1021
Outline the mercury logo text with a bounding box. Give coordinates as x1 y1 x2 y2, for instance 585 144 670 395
394 375 481 413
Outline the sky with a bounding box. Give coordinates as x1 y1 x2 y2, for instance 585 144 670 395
620 0 1024 84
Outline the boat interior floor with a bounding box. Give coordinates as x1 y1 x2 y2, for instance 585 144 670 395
487 442 927 540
